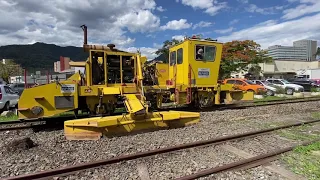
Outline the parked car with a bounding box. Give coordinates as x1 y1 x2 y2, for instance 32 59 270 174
251 80 277 96
0 85 19 113
9 83 36 96
265 78 304 95
286 78 320 92
223 78 267 94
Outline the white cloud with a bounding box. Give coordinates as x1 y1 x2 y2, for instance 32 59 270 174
217 13 320 49
282 0 320 20
156 6 166 12
177 0 227 16
0 0 160 47
160 19 192 30
124 47 158 60
237 0 248 3
116 10 160 33
214 27 234 34
172 35 185 41
192 21 213 29
246 4 284 15
229 19 239 25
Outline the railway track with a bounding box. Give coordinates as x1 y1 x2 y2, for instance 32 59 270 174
1 96 320 132
3 118 320 180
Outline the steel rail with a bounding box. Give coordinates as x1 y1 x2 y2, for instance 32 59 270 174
175 139 320 180
2 119 320 180
0 124 40 132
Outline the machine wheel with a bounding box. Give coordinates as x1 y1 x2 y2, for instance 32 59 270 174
266 90 274 96
286 88 294 95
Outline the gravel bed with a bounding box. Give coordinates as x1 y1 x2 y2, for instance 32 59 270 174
1 101 320 179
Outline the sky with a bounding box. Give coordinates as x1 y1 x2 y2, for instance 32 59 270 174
0 0 319 60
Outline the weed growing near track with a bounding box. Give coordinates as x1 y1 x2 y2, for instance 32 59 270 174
0 115 18 122
282 142 320 180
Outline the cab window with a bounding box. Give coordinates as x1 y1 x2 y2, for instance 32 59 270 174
170 51 176 66
195 45 216 61
177 48 183 64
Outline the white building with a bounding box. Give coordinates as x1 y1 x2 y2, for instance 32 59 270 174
231 59 320 80
267 39 317 61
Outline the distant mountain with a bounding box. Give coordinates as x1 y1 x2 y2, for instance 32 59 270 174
0 42 88 69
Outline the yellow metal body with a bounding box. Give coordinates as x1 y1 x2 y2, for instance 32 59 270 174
18 73 81 119
18 26 252 140
64 111 199 140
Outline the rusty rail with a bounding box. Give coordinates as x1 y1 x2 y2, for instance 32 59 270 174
175 139 320 180
3 119 320 180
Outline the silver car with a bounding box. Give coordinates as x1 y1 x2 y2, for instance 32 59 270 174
251 80 277 96
0 85 20 113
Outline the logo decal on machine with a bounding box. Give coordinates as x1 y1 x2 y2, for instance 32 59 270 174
198 68 210 78
61 84 75 93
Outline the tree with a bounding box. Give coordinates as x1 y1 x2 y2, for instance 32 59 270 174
219 40 272 79
0 60 23 83
315 47 320 58
155 39 182 63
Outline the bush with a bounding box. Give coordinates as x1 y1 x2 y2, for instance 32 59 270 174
257 89 267 96
311 87 320 92
274 86 286 94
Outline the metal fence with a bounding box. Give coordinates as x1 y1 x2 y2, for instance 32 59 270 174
10 68 73 88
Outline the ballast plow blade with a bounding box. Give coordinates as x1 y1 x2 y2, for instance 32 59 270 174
64 111 200 140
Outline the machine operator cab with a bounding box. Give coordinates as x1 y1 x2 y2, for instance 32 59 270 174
168 35 223 87
81 44 147 89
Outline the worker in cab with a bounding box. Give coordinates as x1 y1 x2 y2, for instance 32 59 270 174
196 48 204 60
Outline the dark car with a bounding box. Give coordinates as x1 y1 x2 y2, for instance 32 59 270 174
287 78 320 92
9 83 36 96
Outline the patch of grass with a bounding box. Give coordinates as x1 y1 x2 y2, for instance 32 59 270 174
277 124 320 141
282 141 320 180
254 95 287 102
278 130 319 141
0 115 18 122
311 112 320 119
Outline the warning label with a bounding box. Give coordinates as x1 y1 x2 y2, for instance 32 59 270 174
198 68 210 78
61 84 75 93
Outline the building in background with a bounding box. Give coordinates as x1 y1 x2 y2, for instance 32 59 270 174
231 59 320 80
53 56 75 73
267 39 317 61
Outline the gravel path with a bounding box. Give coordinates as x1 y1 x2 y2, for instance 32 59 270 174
1 101 320 179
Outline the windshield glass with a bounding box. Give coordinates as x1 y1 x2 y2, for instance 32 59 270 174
245 80 255 85
261 81 270 85
281 79 290 84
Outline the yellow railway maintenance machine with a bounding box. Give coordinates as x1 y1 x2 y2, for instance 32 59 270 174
17 26 253 140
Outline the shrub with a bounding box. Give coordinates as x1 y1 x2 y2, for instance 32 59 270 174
311 87 320 92
257 89 267 96
274 86 286 94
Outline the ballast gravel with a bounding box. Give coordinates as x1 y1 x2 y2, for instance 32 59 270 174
1 101 320 179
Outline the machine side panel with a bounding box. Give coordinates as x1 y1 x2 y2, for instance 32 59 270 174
156 63 169 85
18 82 79 119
